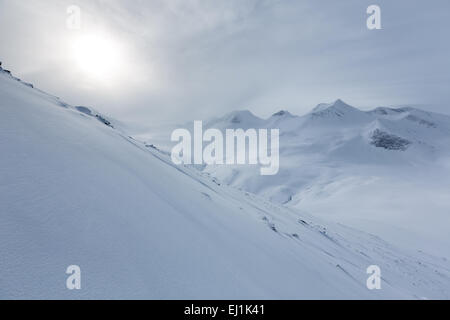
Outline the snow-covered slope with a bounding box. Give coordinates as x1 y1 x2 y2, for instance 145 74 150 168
1 68 450 299
140 99 450 258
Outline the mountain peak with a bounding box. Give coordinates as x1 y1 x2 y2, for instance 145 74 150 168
221 110 261 124
310 99 366 119
313 99 352 112
271 110 294 118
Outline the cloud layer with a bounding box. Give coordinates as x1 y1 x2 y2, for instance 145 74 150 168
1 0 449 124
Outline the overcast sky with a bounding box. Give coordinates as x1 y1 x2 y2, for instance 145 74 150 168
1 0 449 125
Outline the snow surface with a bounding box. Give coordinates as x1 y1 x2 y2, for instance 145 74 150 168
1 68 450 299
139 100 450 265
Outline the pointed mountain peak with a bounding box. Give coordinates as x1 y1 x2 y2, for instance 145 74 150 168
311 99 363 115
333 99 352 108
221 110 261 124
313 99 351 111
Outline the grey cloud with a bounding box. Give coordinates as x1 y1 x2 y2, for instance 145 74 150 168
0 0 449 125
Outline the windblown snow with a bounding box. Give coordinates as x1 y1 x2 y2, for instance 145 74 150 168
1 67 450 299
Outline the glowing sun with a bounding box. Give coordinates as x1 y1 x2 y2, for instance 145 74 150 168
71 34 123 82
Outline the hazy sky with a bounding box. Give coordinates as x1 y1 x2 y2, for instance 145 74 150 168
1 0 449 124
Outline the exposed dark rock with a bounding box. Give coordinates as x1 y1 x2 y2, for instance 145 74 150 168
231 116 241 124
95 114 113 128
370 129 411 151
75 106 93 116
145 144 158 150
273 111 286 116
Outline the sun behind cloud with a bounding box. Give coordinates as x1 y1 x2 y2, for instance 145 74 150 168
70 33 124 83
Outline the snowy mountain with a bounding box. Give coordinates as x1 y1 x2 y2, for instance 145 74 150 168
1 66 450 299
139 99 450 259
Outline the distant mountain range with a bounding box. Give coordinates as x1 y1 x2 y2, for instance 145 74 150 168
140 99 450 257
